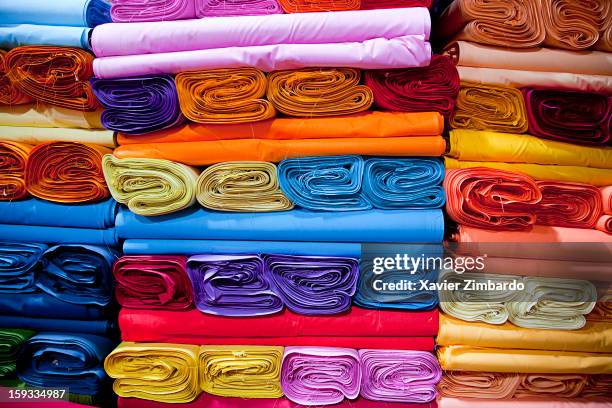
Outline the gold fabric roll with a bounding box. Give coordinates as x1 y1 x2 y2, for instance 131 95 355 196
103 155 200 216
104 342 200 403
0 104 104 129
267 68 373 117
196 162 294 212
199 345 284 398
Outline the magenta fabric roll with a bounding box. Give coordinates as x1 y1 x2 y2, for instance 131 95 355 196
110 0 197 22
196 0 283 17
359 350 441 403
281 347 361 406
91 8 431 57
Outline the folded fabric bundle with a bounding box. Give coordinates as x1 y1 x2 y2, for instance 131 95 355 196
364 55 460 117
448 130 612 169
0 126 115 148
196 0 283 17
114 255 192 310
25 142 110 203
435 0 545 48
522 88 612 145
0 315 114 335
117 111 444 144
264 254 358 315
0 104 103 129
105 342 201 403
361 0 432 8
540 0 607 50
533 181 602 228
450 82 528 133
0 24 92 49
103 155 199 216
196 162 293 212
0 242 46 293
597 215 612 234
110 0 196 22
187 254 283 316
0 329 35 378
0 141 31 201
93 8 430 57
5 46 98 111
359 350 440 402
0 292 106 320
0 50 31 105
277 0 358 12
0 0 111 27
91 75 183 134
439 397 612 408
267 68 373 117
17 333 114 394
453 224 612 243
176 68 275 124
281 347 361 405
116 207 445 242
199 345 284 398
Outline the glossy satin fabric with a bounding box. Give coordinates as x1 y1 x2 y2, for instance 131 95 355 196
0 24 91 49
25 142 110 203
199 345 284 398
365 55 459 117
438 397 612 408
0 329 35 378
0 315 114 335
540 0 607 50
0 224 119 246
281 347 361 405
0 50 31 105
197 0 282 17
0 104 104 129
0 126 114 148
0 0 111 27
523 88 612 145
0 291 106 320
105 342 200 403
103 155 199 216
17 333 114 395
277 0 358 12
196 162 293 212
5 46 98 111
110 0 196 22
0 141 31 200
453 224 612 243
0 242 46 293
91 75 183 134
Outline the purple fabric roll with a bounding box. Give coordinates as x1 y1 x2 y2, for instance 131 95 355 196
196 0 283 17
90 75 183 135
263 254 358 315
359 349 441 403
186 254 283 317
281 346 361 405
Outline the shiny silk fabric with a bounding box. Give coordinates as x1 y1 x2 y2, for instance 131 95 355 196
0 104 104 129
359 350 441 402
0 328 35 378
540 0 608 50
105 342 200 403
0 50 31 105
0 126 114 148
199 345 284 398
196 162 293 212
176 68 275 124
196 0 283 17
267 68 373 117
281 347 361 405
103 155 199 216
364 55 460 117
5 46 98 111
263 254 359 315
0 141 32 200
522 88 612 146
25 142 111 203
0 242 46 293
91 75 183 134
186 254 283 316
277 0 358 12
113 255 192 310
17 333 114 394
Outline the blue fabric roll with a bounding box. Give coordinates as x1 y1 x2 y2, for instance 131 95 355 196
0 316 114 335
17 333 114 395
362 158 446 209
0 24 91 49
123 239 362 257
0 199 118 229
0 224 118 247
278 155 372 211
116 207 444 243
0 0 111 27
85 0 112 27
0 292 106 320
0 242 47 293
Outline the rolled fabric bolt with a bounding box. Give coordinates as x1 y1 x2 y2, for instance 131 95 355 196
0 242 47 293
0 141 32 201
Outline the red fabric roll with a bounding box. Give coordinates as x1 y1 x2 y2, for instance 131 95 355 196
533 181 603 229
361 0 432 9
113 256 193 310
596 215 612 234
365 55 460 117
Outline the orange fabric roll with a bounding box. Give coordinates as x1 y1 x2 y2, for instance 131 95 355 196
596 4 612 51
25 142 111 203
113 136 446 166
175 68 275 124
116 111 444 145
5 46 98 111
515 374 589 398
453 225 612 243
533 181 603 229
266 68 373 117
0 50 31 105
439 372 520 399
540 0 608 50
277 0 359 13
0 141 32 201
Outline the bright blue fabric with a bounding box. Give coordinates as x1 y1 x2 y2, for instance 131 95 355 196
0 316 114 335
0 0 110 27
0 24 91 49
0 224 118 247
0 242 47 293
0 292 106 320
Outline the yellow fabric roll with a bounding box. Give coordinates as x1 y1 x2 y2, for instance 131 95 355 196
0 125 115 148
199 345 284 398
104 342 200 403
437 314 612 353
196 162 294 212
450 82 528 133
103 154 199 216
0 104 104 129
448 130 612 169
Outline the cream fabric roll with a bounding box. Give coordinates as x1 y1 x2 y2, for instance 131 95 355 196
1 125 115 148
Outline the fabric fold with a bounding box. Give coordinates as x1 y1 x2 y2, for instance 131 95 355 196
0 141 31 201
0 242 46 293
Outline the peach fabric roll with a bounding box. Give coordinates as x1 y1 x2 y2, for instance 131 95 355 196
540 0 608 50
25 142 111 203
453 225 612 243
0 50 31 105
176 68 275 124
596 215 612 234
0 141 32 201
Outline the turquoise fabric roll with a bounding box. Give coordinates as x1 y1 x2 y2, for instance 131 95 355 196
0 24 91 49
0 224 118 246
0 0 111 27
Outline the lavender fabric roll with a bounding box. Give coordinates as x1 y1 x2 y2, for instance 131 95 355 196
196 0 283 17
263 254 359 315
281 347 361 405
359 349 441 403
92 8 431 57
186 254 283 317
91 75 183 134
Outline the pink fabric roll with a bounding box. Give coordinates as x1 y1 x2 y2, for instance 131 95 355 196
596 215 612 234
110 0 197 22
196 0 283 16
602 186 612 214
